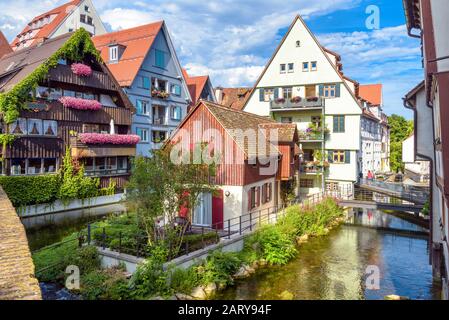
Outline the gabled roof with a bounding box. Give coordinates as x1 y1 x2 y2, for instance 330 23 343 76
11 0 83 50
359 84 383 106
173 100 287 159
0 31 133 110
0 32 12 59
219 87 252 111
92 21 164 87
243 14 362 111
183 69 210 104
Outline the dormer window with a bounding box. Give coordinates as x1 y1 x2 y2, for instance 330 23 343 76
85 5 90 12
109 46 119 63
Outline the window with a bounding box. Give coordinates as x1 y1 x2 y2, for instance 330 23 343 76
333 115 345 133
11 118 27 135
43 120 57 136
142 76 151 90
105 157 117 171
296 40 301 47
323 85 336 98
155 49 165 68
333 151 345 164
109 46 118 62
117 157 128 173
171 106 182 120
136 128 148 142
80 14 86 23
281 117 293 124
249 187 257 209
288 63 294 73
11 159 26 175
264 89 274 102
300 179 314 188
152 78 168 91
311 61 317 71
87 16 93 25
84 158 94 172
280 64 286 74
28 119 43 135
36 87 50 99
283 87 293 100
136 100 149 115
171 84 181 96
329 150 350 164
152 131 167 143
43 158 57 173
311 116 321 127
27 159 42 175
85 5 90 12
302 62 309 72
49 88 62 100
261 183 272 203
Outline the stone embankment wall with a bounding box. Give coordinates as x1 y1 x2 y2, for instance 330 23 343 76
0 187 41 300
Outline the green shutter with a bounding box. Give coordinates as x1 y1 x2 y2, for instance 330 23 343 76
274 88 279 100
155 50 165 68
345 151 350 164
333 116 338 132
336 83 341 97
340 116 345 132
259 88 264 101
328 151 334 163
319 85 324 97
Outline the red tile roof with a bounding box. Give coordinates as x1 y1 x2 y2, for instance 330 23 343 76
359 84 383 106
219 87 252 111
92 22 164 87
11 0 82 50
0 32 12 59
183 69 210 104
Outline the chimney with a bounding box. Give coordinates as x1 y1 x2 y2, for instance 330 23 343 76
0 31 13 59
215 87 223 103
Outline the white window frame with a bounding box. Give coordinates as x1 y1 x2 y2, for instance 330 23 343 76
311 61 317 71
288 63 294 73
109 46 118 62
136 127 149 143
280 64 286 74
302 62 309 72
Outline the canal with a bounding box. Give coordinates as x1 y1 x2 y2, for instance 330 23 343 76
216 209 441 300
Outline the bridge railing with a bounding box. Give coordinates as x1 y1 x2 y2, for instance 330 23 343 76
359 179 429 204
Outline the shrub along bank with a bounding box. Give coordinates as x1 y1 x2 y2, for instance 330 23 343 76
33 198 345 300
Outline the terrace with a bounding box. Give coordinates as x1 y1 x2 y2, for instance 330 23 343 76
270 97 324 111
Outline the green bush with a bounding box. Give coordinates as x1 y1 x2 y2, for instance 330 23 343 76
81 268 131 300
0 174 60 207
197 251 242 286
170 267 200 294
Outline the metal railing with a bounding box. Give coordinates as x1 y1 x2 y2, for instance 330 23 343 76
270 97 324 110
359 178 430 204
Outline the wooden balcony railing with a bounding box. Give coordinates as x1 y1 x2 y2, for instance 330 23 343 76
47 64 118 92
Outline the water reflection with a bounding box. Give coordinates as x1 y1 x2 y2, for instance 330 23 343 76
216 210 440 300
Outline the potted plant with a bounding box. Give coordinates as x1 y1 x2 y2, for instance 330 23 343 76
290 96 302 104
275 98 286 104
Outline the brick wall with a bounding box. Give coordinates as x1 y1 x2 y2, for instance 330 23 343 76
0 187 41 300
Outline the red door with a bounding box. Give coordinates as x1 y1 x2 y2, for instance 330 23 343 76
212 190 224 230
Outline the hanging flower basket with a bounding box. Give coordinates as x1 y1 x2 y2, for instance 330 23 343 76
59 97 102 111
71 63 92 77
79 133 140 145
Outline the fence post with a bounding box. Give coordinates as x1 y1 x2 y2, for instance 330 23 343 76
102 227 106 250
228 220 231 239
239 216 242 235
250 212 253 232
87 224 91 245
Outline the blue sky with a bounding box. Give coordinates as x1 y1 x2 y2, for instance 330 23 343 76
0 0 422 118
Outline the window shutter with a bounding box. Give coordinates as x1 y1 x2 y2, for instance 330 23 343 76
262 185 266 204
259 88 265 101
345 151 351 164
340 116 345 132
328 151 334 163
274 88 279 100
256 187 260 207
333 116 338 132
319 85 324 97
336 83 341 97
248 190 252 211
268 183 272 202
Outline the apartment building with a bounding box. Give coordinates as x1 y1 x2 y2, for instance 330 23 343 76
243 15 362 196
0 31 136 189
93 22 192 156
11 0 106 51
403 0 449 299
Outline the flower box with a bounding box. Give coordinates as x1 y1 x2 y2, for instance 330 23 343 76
151 90 170 99
290 96 302 103
306 96 319 102
275 98 286 104
71 63 92 77
78 133 140 145
59 97 102 111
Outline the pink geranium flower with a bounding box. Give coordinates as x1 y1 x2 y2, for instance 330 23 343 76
79 133 141 145
59 97 102 111
71 63 92 77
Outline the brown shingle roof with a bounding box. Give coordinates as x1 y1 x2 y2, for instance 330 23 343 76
92 21 164 87
11 0 82 50
259 123 298 143
219 87 251 110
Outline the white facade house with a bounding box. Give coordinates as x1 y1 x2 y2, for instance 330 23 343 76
243 15 362 196
11 0 107 51
403 132 430 183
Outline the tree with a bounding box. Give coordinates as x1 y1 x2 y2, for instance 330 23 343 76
388 114 414 173
126 144 218 259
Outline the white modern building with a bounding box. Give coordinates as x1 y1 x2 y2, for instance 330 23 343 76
243 15 363 196
11 0 106 51
403 132 430 183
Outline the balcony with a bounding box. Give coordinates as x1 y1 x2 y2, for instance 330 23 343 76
70 135 137 158
299 131 324 142
270 97 324 111
47 64 117 92
152 117 167 125
300 163 325 175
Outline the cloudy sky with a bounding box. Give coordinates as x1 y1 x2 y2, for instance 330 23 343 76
0 0 422 118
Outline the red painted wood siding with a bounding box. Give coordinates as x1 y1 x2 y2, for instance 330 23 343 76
171 104 277 186
212 190 224 229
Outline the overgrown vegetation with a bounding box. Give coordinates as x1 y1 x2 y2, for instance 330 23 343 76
0 148 115 207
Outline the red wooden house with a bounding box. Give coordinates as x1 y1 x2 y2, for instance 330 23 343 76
169 100 300 229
